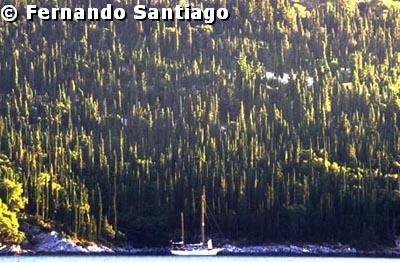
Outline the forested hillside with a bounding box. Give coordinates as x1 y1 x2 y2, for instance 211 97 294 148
0 0 399 248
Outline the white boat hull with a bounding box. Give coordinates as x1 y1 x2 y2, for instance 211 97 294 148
171 248 224 256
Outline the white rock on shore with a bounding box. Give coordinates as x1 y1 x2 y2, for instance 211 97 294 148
0 244 25 255
32 231 85 253
30 230 116 254
222 244 358 255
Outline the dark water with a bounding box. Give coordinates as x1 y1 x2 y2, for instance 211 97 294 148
1 256 399 263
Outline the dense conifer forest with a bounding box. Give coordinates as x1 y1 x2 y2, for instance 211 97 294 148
0 0 399 248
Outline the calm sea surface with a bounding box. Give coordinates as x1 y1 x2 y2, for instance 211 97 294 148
0 256 399 263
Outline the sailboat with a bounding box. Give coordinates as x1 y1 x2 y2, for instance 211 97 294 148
170 188 224 256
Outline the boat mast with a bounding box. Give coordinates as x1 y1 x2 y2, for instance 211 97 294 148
201 186 206 245
181 212 185 244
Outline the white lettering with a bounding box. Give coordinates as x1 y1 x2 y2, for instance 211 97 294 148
133 5 147 20
26 5 37 20
25 4 230 23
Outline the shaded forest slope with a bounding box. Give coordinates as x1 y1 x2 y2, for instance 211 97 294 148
0 0 399 248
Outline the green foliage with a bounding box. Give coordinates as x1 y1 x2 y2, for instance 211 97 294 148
118 213 170 247
0 154 27 213
0 0 399 247
0 155 26 244
101 216 116 241
0 199 25 244
0 178 26 213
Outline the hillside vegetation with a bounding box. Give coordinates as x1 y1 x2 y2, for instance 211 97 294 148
0 0 399 248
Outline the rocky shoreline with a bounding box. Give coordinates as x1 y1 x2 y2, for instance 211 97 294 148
1 243 400 257
1 225 399 257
